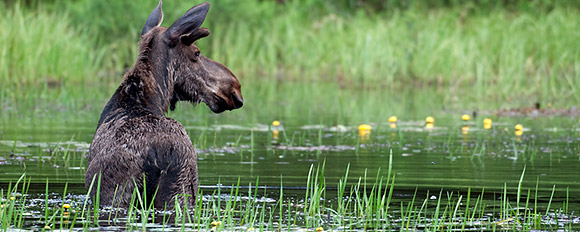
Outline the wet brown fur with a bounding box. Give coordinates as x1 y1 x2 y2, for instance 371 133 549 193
86 2 242 208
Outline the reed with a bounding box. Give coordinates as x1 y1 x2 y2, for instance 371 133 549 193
0 158 576 231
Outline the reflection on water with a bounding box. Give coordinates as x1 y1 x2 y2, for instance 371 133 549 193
1 117 579 194
1 117 580 230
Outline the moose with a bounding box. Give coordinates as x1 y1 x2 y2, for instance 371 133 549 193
86 1 243 208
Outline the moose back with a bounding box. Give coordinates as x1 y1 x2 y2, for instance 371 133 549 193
86 1 243 208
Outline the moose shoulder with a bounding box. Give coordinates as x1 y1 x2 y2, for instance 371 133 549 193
86 1 243 208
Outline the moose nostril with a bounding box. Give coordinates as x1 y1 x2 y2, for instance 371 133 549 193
233 94 243 109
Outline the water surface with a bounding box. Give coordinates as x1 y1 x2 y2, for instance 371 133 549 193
1 115 579 230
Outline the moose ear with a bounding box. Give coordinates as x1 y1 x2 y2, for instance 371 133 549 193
141 0 164 36
166 2 210 45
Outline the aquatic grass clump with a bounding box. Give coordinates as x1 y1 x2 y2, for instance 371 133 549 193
0 174 29 230
1 149 579 231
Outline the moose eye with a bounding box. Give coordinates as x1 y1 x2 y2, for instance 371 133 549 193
195 51 200 57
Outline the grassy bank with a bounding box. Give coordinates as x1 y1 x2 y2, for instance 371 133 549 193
1 0 579 123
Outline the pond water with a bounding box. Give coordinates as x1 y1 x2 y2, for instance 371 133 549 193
1 115 579 230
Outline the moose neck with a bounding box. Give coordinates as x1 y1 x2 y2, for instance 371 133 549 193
121 35 173 116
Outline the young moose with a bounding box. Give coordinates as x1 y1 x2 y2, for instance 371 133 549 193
86 1 243 208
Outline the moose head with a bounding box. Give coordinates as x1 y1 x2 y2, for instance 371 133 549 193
138 0 243 114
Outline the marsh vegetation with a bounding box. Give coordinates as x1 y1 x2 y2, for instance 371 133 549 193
1 0 580 231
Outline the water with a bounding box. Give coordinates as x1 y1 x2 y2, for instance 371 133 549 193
1 115 580 230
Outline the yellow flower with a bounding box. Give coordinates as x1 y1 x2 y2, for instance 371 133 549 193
425 122 434 129
461 114 470 121
272 120 281 126
515 124 523 131
425 116 434 123
515 130 523 136
316 227 324 232
483 118 492 125
211 221 221 227
359 124 371 138
388 116 398 123
358 124 371 131
483 118 492 129
63 203 71 209
461 125 469 134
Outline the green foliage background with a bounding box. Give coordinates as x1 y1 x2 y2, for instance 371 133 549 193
1 0 579 124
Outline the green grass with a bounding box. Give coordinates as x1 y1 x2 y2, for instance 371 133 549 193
0 1 110 121
0 1 579 227
0 150 576 231
1 0 580 124
0 3 103 87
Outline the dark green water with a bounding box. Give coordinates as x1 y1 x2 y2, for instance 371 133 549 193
1 116 579 190
1 115 579 230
